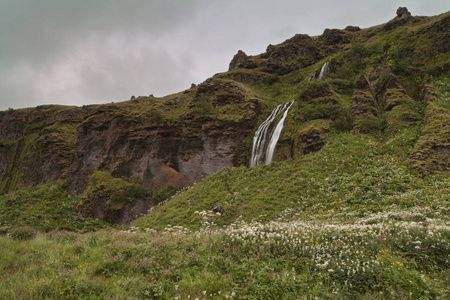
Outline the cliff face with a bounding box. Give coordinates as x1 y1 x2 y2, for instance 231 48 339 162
0 78 263 199
0 106 83 193
66 107 258 194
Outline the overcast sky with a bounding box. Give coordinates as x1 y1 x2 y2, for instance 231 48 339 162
0 0 448 111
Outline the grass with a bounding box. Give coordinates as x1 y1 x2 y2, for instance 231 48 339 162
135 132 449 231
1 206 448 299
0 181 107 233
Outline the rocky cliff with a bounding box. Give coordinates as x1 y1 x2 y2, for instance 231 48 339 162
1 79 263 196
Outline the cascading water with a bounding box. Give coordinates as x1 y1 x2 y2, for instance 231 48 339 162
250 100 294 167
309 62 329 81
264 101 294 165
318 62 329 79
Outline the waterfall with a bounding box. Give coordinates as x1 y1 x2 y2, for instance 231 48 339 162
250 100 294 167
319 62 329 79
264 101 294 165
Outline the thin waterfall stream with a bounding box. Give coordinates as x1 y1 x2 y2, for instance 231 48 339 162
250 100 294 167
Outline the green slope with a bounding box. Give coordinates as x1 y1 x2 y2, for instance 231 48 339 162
134 131 449 231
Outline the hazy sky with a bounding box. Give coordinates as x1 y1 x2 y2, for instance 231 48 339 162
0 0 448 111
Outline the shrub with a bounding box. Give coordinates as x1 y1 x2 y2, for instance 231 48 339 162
299 80 329 100
149 110 164 125
331 108 353 132
193 97 215 117
8 226 37 240
263 74 280 85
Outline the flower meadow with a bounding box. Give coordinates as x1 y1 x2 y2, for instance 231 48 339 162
1 205 449 299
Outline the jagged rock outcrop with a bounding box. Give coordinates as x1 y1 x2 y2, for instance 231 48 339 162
66 81 261 194
229 50 249 70
297 120 330 155
319 29 351 45
260 34 321 75
345 26 360 32
384 7 418 31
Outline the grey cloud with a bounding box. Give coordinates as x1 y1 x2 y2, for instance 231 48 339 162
0 0 449 110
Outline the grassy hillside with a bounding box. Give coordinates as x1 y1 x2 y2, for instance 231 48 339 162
134 132 449 230
0 181 107 233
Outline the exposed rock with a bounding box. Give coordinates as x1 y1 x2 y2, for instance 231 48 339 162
191 83 197 88
266 44 276 53
319 29 351 45
213 205 224 215
260 34 320 75
384 7 417 31
228 50 248 70
130 95 136 100
66 112 257 194
296 120 330 155
65 79 262 195
345 25 360 32
397 7 412 18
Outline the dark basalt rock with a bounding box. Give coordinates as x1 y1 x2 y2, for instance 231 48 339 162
319 29 351 45
384 7 418 31
345 25 360 32
229 50 249 70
